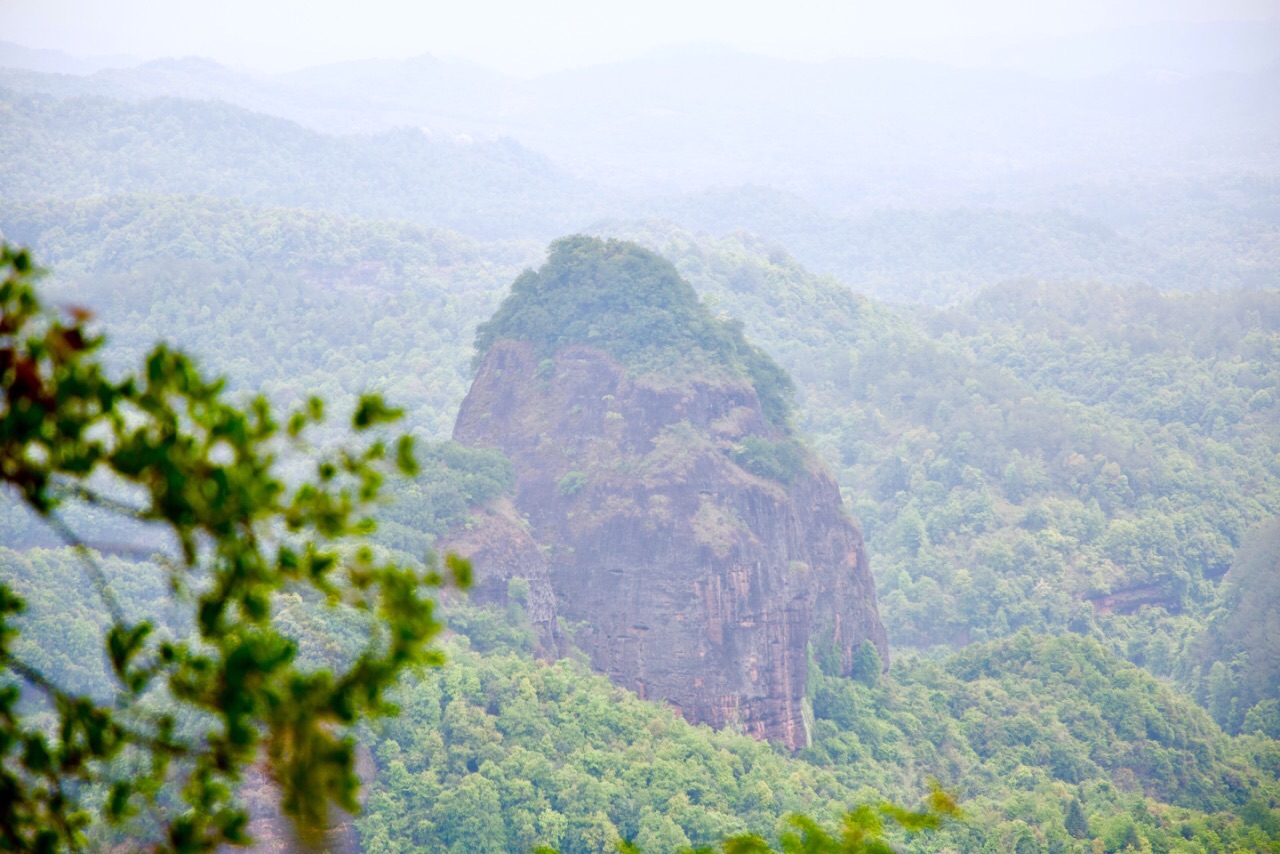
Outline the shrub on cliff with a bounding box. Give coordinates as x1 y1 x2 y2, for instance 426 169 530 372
731 435 806 484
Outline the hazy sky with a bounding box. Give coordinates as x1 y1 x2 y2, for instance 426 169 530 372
4 0 1278 75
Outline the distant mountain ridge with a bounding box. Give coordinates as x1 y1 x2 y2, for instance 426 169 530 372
2 42 1275 201
0 88 609 239
0 41 137 75
5 80 1276 303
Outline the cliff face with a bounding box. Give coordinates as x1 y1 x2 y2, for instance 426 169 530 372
440 496 563 652
451 339 887 750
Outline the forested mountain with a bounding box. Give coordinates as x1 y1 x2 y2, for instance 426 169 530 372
3 195 1279 848
2 31 1279 853
598 225 1280 682
0 89 607 239
635 178 1280 300
8 195 1275 678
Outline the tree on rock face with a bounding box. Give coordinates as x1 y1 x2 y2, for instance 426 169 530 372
849 641 883 687
0 243 469 851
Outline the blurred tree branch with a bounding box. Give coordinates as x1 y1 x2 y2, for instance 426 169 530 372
0 243 468 851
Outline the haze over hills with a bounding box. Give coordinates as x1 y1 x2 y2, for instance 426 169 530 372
5 44 1276 198
3 57 1278 301
0 88 610 240
0 40 138 75
985 19 1280 78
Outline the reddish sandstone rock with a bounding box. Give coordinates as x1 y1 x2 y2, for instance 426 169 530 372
452 340 887 750
439 496 563 654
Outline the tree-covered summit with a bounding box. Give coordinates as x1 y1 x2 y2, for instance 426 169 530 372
474 235 795 427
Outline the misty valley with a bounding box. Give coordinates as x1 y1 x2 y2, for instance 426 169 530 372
1 20 1279 854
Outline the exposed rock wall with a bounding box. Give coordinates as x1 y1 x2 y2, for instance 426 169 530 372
452 340 887 749
439 497 562 652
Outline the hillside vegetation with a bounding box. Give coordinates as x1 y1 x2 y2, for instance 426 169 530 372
0 195 536 439
5 544 1278 853
1 71 1278 852
603 226 1280 684
0 89 605 239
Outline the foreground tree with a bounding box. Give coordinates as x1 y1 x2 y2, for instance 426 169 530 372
0 243 470 850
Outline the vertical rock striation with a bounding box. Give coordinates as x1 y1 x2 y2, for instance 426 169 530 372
451 339 887 750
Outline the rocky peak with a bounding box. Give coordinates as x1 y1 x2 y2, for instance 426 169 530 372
447 237 887 750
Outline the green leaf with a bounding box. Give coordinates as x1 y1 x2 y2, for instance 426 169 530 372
352 394 403 429
396 434 418 476
446 553 472 589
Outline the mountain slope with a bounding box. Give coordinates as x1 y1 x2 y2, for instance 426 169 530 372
0 89 608 238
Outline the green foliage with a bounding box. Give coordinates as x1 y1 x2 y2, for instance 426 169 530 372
8 546 1276 853
348 607 1280 853
0 245 468 851
730 436 805 484
350 602 960 854
805 632 1280 852
474 236 795 428
700 784 960 854
1191 519 1280 733
557 470 588 498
